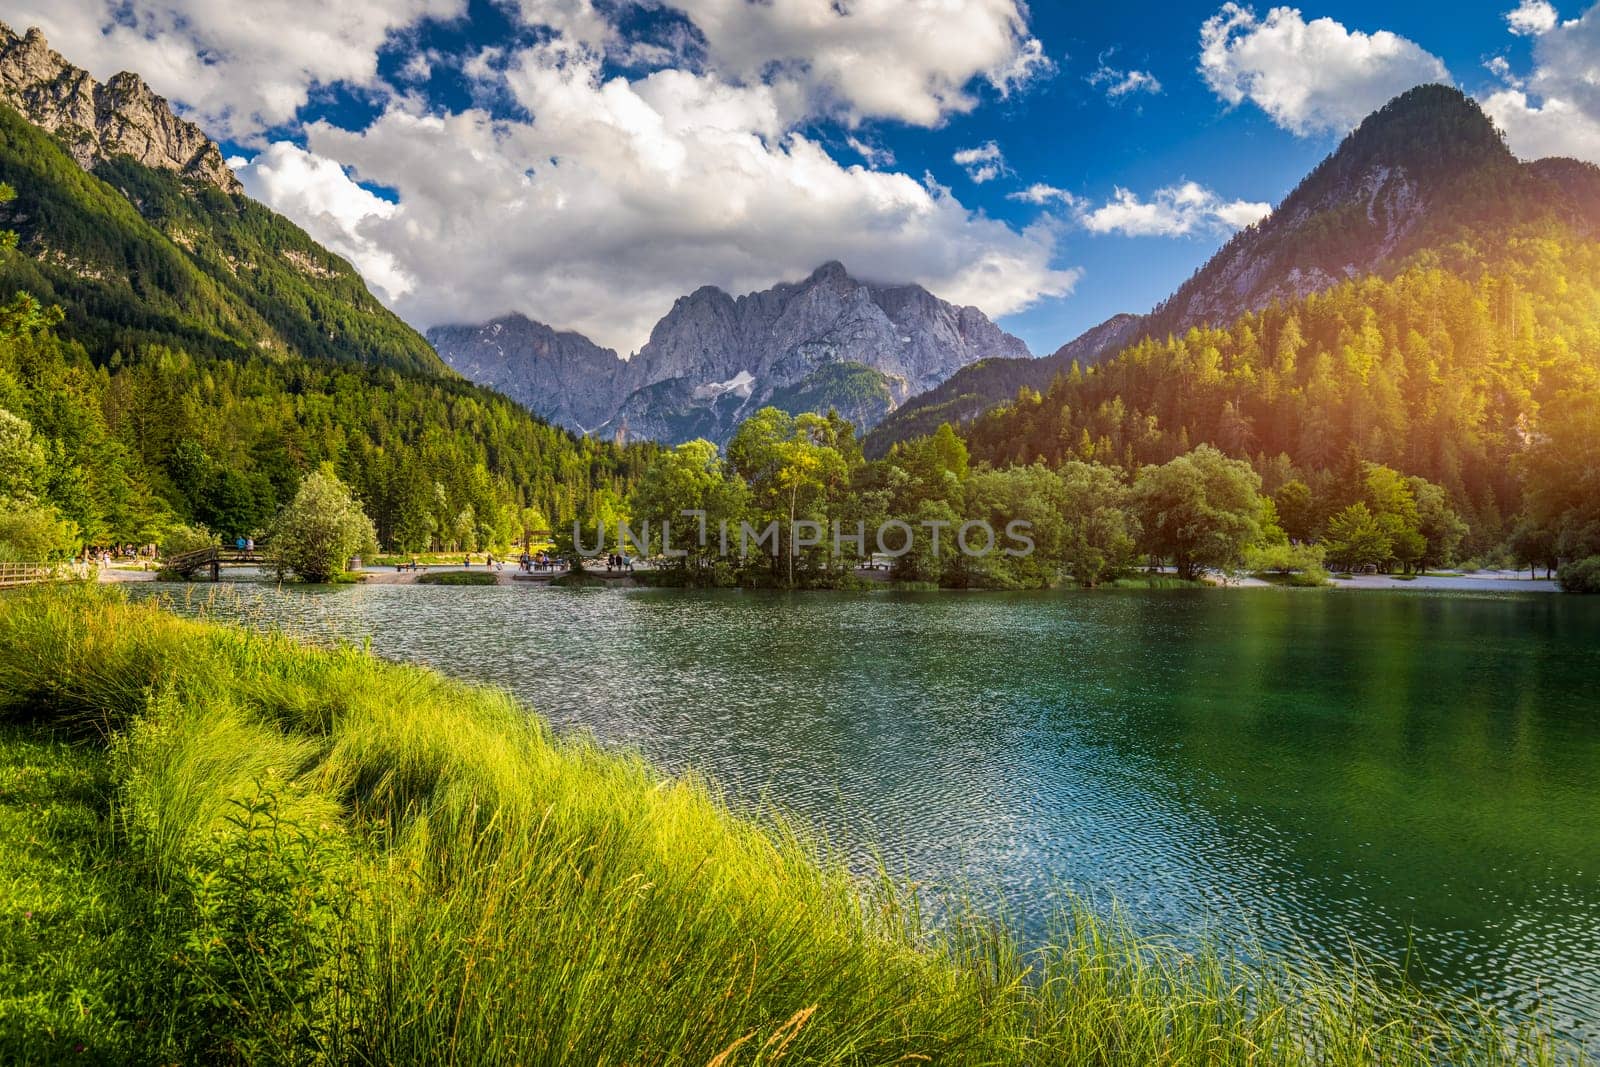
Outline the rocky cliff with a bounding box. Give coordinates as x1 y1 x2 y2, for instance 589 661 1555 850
0 23 240 193
429 261 1031 444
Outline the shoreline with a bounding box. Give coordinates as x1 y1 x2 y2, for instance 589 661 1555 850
100 564 1566 594
0 588 1572 1063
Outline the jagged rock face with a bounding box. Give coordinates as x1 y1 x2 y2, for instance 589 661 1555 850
427 316 632 433
0 23 240 193
431 261 1031 444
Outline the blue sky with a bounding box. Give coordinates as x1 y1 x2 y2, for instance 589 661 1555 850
17 0 1600 354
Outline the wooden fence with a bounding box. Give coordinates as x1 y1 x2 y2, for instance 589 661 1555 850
0 561 94 589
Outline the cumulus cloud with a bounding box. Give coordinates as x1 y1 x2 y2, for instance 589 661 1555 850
1506 0 1561 35
32 0 1076 351
277 55 1077 352
1079 181 1271 237
1088 64 1163 99
234 142 413 302
1483 89 1600 160
1482 3 1600 163
1485 55 1525 87
666 0 1052 127
846 137 896 168
1198 3 1451 135
1009 183 1080 207
8 0 465 141
953 141 1007 183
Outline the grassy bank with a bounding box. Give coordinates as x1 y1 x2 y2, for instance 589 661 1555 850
415 570 500 586
0 587 1575 1065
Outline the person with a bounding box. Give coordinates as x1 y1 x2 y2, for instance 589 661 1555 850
245 536 254 552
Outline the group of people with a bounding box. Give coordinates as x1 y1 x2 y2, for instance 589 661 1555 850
518 550 558 573
84 544 157 564
603 552 633 572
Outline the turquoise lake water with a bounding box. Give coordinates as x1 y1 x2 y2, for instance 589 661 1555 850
137 583 1600 1041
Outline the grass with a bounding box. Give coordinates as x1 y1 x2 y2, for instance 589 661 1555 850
0 585 1579 1065
550 570 612 588
415 570 499 587
1105 575 1209 589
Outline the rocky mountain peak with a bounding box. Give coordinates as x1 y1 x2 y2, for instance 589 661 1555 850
807 260 852 285
432 263 1031 445
0 22 241 194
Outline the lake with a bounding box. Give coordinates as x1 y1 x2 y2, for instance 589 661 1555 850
134 582 1600 1041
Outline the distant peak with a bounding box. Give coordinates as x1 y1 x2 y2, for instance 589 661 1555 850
808 260 853 284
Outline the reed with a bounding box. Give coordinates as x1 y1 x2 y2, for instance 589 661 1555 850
0 586 1577 1064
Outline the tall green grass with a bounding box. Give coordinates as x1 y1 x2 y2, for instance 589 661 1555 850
0 586 1579 1064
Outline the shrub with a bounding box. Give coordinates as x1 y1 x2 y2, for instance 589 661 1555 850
159 522 219 562
1557 556 1600 594
0 506 79 561
268 471 378 583
1245 542 1331 586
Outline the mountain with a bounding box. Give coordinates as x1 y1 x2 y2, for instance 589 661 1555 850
863 312 1141 455
867 85 1600 455
0 24 443 375
0 26 646 552
0 24 239 193
428 260 1031 445
425 315 629 433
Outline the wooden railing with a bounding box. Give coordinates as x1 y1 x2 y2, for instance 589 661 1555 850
162 545 269 580
0 561 93 588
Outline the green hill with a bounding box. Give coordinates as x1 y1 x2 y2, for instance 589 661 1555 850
0 100 650 552
0 105 441 375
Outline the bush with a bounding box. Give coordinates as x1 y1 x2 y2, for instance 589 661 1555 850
159 522 219 562
415 570 497 586
0 506 79 561
1557 556 1600 594
268 472 378 583
1244 542 1331 587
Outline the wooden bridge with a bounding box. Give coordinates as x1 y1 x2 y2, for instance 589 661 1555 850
163 546 266 581
0 561 94 589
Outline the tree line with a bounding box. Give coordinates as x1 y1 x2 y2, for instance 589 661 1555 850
601 409 1472 589
958 236 1600 588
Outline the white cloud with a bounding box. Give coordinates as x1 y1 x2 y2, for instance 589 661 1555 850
1198 3 1451 135
499 0 617 50
29 0 1076 351
1088 65 1163 99
1482 89 1600 160
1079 181 1271 237
1506 0 1561 35
278 59 1077 352
1485 55 1525 87
846 137 896 168
235 142 414 301
8 0 466 142
953 141 1007 183
666 0 1052 127
1481 3 1600 163
1009 183 1080 207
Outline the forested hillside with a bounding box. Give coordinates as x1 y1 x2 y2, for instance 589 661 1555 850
961 235 1600 563
869 87 1600 456
0 95 650 557
0 107 442 374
